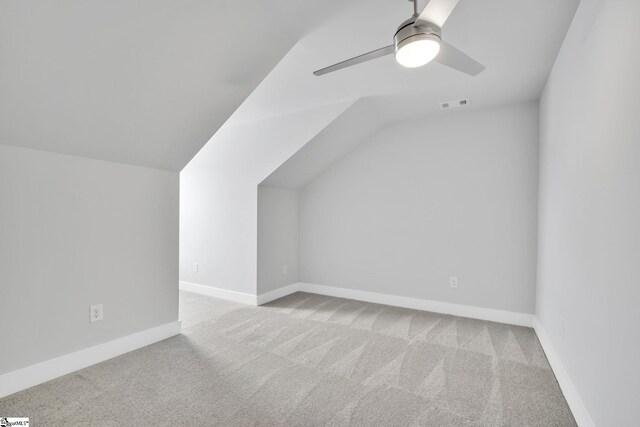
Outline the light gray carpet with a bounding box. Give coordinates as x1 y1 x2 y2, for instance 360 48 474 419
0 291 576 426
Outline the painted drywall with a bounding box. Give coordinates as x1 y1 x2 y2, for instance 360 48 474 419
261 98 386 190
536 0 640 424
257 186 299 294
232 0 578 125
0 144 178 375
0 0 322 171
179 101 352 295
299 102 539 314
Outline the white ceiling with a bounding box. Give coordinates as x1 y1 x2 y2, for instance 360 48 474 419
0 0 345 171
230 0 580 126
261 98 384 189
1 0 579 172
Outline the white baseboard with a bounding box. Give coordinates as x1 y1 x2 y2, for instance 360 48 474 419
180 279 533 327
256 283 302 305
179 281 303 306
298 283 534 327
248 282 533 327
179 280 257 305
533 318 594 427
0 320 182 399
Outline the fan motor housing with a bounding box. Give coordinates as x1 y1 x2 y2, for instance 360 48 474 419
393 18 441 53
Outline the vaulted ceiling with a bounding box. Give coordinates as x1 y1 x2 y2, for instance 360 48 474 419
0 0 345 170
0 0 579 172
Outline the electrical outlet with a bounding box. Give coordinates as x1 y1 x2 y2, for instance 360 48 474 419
193 263 198 272
90 304 103 323
283 264 288 274
449 277 458 288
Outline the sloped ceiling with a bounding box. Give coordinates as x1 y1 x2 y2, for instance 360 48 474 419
1 0 579 172
251 0 580 189
0 0 345 171
260 98 385 189
229 0 580 126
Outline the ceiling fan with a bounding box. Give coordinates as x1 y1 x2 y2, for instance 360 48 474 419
313 0 484 77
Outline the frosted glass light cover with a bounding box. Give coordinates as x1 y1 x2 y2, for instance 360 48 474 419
395 38 440 68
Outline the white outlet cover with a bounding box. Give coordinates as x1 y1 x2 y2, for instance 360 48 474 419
283 264 288 274
449 277 458 288
90 304 104 323
193 263 198 272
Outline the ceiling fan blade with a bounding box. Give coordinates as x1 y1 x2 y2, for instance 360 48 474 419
415 0 460 28
313 45 395 76
434 40 485 76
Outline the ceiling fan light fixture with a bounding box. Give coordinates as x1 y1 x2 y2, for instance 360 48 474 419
395 34 441 68
313 0 485 77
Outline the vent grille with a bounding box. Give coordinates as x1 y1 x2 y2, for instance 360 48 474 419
440 98 470 110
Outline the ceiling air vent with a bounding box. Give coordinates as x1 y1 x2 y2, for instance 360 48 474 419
440 98 470 110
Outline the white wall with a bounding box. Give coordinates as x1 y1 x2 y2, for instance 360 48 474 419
0 144 178 375
536 0 640 424
257 186 299 294
179 101 351 295
299 102 539 314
